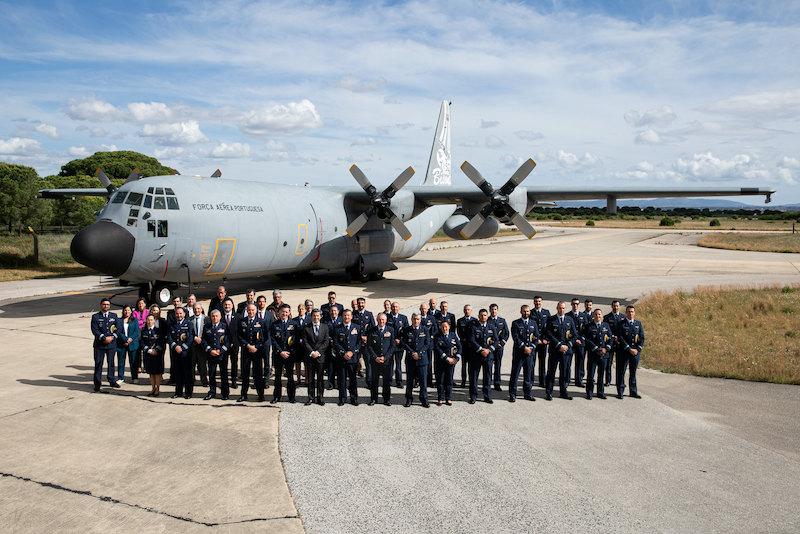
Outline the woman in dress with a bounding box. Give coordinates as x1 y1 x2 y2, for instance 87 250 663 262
115 305 140 383
131 298 149 377
140 314 164 396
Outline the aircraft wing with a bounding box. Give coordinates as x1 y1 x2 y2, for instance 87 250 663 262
39 188 109 199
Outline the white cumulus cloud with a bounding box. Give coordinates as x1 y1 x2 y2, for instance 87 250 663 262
210 142 250 158
33 122 59 139
240 99 322 135
624 105 677 128
673 152 770 181
140 120 207 146
0 137 41 156
66 97 125 121
154 147 185 159
557 149 600 168
708 89 800 120
635 129 663 145
485 135 505 149
128 102 174 122
68 146 91 157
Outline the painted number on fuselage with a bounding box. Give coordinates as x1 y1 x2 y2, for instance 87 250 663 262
205 238 236 276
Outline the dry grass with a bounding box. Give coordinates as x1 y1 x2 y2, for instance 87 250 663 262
698 232 800 253
535 217 795 231
636 285 800 384
0 233 92 281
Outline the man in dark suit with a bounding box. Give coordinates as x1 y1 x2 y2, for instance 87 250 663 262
302 309 330 405
604 300 625 387
236 288 257 316
90 297 119 392
320 291 344 322
221 298 240 389
208 285 228 316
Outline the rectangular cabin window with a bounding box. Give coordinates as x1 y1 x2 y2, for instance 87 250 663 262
166 197 179 210
153 196 166 209
125 192 144 206
129 208 139 217
127 218 137 227
111 191 127 204
147 220 156 236
157 220 168 237
165 188 175 195
155 187 164 195
143 195 152 208
147 187 154 194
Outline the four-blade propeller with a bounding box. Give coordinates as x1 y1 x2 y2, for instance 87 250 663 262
95 168 116 195
345 164 415 241
459 158 537 239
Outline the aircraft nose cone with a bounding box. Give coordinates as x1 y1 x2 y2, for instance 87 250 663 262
71 221 135 277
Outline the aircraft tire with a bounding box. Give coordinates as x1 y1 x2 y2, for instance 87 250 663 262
349 258 370 283
150 283 174 307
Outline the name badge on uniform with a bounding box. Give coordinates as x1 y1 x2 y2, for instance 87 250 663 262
418 332 425 337
287 324 294 330
255 322 261 328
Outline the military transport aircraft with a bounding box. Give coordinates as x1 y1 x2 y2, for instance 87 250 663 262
40 101 775 306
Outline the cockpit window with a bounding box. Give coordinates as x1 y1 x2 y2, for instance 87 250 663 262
165 188 175 195
167 197 179 210
155 187 164 195
153 196 166 209
111 191 127 204
143 195 152 208
125 192 144 206
147 187 154 194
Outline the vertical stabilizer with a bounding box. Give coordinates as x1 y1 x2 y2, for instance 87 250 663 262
422 100 451 186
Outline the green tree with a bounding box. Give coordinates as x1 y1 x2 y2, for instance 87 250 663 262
59 150 178 180
0 162 52 232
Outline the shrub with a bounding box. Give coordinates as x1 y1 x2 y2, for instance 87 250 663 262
660 217 676 227
709 219 721 227
585 219 595 226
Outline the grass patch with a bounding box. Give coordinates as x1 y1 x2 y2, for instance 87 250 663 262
637 285 800 384
0 233 92 281
533 217 795 231
697 232 800 253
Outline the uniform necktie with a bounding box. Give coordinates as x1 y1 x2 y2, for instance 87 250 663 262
195 317 199 333
314 325 319 336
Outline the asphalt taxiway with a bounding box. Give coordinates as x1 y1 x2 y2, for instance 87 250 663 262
0 226 798 533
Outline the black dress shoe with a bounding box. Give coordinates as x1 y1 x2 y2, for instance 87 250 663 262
421 402 430 408
288 398 296 404
445 400 452 406
585 393 592 400
271 398 279 404
468 398 475 404
616 394 623 399
524 396 535 402
318 399 325 406
221 395 229 400
484 398 494 404
304 399 313 406
384 400 391 406
395 381 402 388
258 394 265 402
460 381 466 388
631 393 642 399
545 394 553 401
403 400 411 407
326 383 333 390
599 393 607 399
368 400 376 406
171 393 179 399
351 399 359 406
230 382 238 389
237 395 248 402
509 397 516 403
201 381 209 387
184 394 191 399
493 384 501 392
204 393 214 400
111 381 121 389
93 386 101 392
560 394 573 400
337 399 345 406
576 381 585 388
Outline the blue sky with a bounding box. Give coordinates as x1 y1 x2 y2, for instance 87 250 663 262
1 0 799 203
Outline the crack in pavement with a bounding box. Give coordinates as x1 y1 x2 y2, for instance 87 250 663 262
0 471 300 526
0 396 77 419
126 394 282 409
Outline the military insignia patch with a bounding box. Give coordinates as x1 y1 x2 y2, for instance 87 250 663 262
634 334 640 344
288 336 294 346
604 334 609 342
450 346 457 357
220 336 225 344
566 330 572 340
180 332 187 342
351 328 358 335
256 331 262 341
529 333 535 342
383 331 391 338
487 337 493 345
109 324 117 333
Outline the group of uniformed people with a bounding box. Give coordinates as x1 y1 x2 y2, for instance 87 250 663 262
90 287 645 406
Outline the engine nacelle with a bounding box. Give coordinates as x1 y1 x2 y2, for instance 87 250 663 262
493 188 529 224
442 214 500 240
389 190 415 222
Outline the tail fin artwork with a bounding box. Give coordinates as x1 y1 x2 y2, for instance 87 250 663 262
422 100 451 186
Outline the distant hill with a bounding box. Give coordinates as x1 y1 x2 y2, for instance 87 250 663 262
553 198 799 211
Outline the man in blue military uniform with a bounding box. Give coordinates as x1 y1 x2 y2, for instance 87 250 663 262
617 305 645 399
456 304 478 389
584 308 612 399
488 303 510 392
402 313 432 408
433 320 461 406
334 309 362 406
531 296 551 388
366 313 395 406
320 291 345 322
545 301 578 401
270 304 297 404
323 304 342 390
604 300 625 387
90 297 120 392
509 304 538 402
203 309 230 400
168 306 193 398
567 298 590 387
386 301 408 388
434 300 456 331
470 309 498 404
353 297 375 382
238 303 268 402
419 302 436 387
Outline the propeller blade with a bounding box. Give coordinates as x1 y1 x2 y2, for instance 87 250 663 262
509 210 537 239
383 166 415 198
459 211 487 239
349 164 374 193
388 213 412 241
499 158 536 195
460 161 494 196
95 167 115 193
124 167 141 184
211 169 222 178
345 211 372 237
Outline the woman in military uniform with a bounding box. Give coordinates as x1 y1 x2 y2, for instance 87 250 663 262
140 314 165 396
